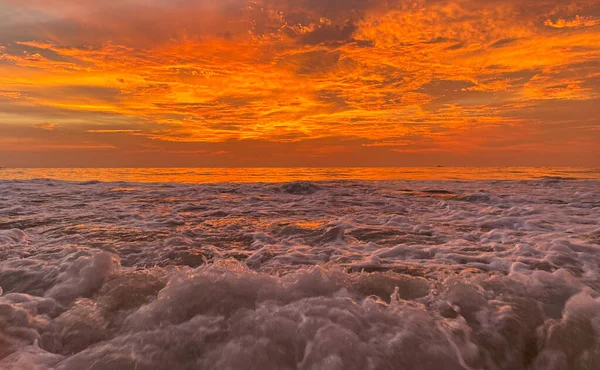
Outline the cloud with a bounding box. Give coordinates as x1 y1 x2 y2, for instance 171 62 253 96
86 129 141 133
36 122 55 131
0 0 599 166
297 21 358 45
545 16 600 28
275 50 354 75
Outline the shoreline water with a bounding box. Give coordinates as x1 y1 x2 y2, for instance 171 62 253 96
1 178 599 369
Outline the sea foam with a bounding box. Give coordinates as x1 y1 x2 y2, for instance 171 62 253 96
0 178 599 369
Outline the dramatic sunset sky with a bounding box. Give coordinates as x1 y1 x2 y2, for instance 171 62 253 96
0 0 599 167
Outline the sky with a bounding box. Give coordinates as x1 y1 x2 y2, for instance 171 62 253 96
0 0 599 167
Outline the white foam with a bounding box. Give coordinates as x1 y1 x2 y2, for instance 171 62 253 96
0 179 598 369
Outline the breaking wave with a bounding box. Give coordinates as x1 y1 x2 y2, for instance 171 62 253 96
0 179 599 369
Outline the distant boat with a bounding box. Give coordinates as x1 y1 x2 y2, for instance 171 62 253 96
437 165 444 168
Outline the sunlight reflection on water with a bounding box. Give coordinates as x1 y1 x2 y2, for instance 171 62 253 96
0 167 598 183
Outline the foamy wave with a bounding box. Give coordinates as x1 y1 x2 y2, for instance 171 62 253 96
0 179 599 369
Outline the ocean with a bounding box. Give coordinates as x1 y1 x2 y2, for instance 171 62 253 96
1 167 599 183
0 168 599 369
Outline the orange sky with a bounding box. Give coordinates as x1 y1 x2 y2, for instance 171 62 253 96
0 0 599 167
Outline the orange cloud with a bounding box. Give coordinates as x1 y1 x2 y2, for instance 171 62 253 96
545 16 600 28
0 0 599 166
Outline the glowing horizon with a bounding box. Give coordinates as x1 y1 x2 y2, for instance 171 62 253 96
1 0 599 167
